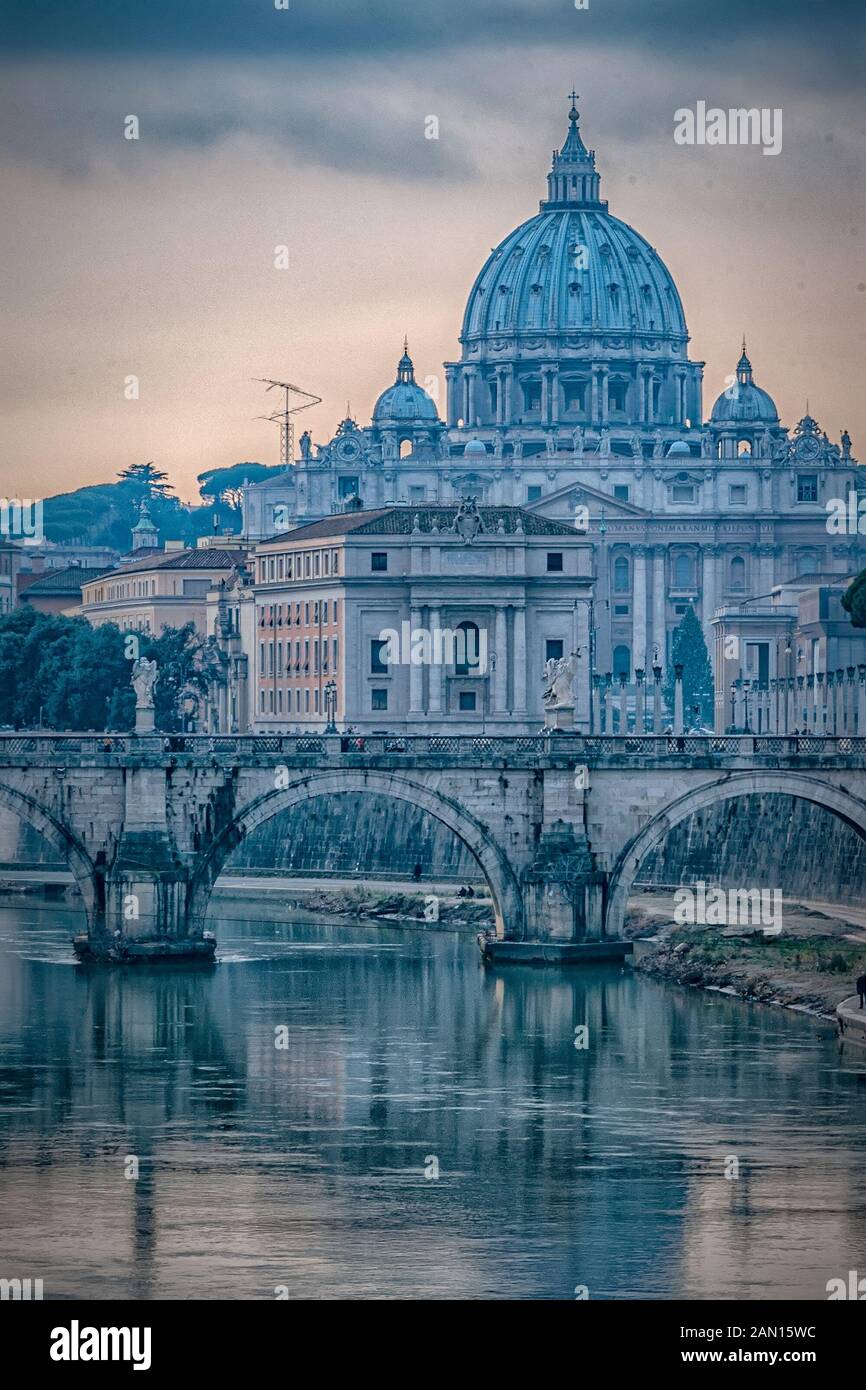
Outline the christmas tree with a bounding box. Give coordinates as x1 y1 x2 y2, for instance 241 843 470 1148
663 604 714 727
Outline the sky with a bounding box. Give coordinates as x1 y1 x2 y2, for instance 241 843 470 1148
1 0 864 504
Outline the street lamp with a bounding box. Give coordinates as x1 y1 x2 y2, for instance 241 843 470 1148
323 679 337 733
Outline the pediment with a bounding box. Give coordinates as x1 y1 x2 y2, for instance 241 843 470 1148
524 478 650 519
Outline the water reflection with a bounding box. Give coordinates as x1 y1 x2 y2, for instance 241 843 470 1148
0 902 865 1299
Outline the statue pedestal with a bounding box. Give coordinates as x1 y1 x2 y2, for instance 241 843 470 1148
544 705 575 731
135 706 155 734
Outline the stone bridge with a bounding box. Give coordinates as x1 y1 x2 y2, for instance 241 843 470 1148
1 731 865 961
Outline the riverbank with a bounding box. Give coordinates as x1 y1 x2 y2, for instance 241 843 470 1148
626 890 866 1020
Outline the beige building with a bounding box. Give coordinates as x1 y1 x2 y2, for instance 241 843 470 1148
78 541 250 636
250 502 593 735
712 574 866 734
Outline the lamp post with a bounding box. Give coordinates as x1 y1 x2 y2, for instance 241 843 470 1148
323 679 337 733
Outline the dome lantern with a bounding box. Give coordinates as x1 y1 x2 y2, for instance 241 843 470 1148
541 92 605 211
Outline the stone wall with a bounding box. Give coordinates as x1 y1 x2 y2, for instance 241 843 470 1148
228 791 481 880
0 806 61 865
637 793 866 905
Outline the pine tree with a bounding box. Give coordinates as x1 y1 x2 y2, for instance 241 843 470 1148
663 604 714 728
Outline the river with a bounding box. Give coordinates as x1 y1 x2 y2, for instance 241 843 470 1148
1 899 865 1300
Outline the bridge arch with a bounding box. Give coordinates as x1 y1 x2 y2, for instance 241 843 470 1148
604 771 866 938
0 779 101 932
188 769 524 940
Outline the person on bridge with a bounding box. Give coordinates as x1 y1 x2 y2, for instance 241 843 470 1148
856 973 866 1009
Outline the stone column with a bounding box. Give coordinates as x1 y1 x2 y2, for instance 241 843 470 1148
635 668 646 734
409 606 423 715
768 680 778 734
619 673 628 734
600 368 610 424
673 664 684 735
653 666 663 733
504 367 514 426
512 606 527 714
445 367 458 428
494 605 508 713
541 369 550 427
591 369 600 425
550 366 560 424
846 667 857 735
815 672 826 734
652 546 666 667
701 545 716 646
632 544 647 673
603 675 613 734
428 606 443 716
466 369 477 428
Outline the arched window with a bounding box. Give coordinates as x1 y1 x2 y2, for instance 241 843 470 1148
674 553 694 589
729 556 746 591
797 550 817 576
399 439 413 459
613 556 630 592
455 620 482 676
737 437 752 457
613 645 631 680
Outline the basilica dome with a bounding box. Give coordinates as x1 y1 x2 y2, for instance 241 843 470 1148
373 342 439 425
461 100 688 346
710 345 779 425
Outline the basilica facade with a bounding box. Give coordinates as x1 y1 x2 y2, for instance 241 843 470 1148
242 96 864 688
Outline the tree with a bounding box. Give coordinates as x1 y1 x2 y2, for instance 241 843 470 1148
198 462 275 515
842 568 866 629
0 608 130 730
117 461 173 500
663 604 714 728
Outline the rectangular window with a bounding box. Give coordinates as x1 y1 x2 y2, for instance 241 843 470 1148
409 485 425 502
260 689 265 712
458 691 477 711
277 689 283 713
546 552 564 572
797 474 818 502
526 485 542 502
371 552 388 572
304 639 309 670
614 604 630 616
305 690 310 713
332 550 339 574
333 637 338 672
333 599 339 624
371 638 389 674
313 602 319 624
672 484 696 502
371 688 388 711
728 484 747 505
323 552 330 576
323 601 328 624
313 640 319 675
305 603 310 625
314 552 320 577
613 485 630 501
259 642 265 675
524 383 541 411
338 476 359 500
545 639 564 662
314 688 319 712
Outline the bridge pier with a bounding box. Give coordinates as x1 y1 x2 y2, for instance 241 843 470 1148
74 767 214 964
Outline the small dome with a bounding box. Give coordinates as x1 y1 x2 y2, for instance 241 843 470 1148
710 344 779 425
666 440 690 457
373 341 439 426
464 438 487 457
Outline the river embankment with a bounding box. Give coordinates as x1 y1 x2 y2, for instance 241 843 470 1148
626 890 866 1020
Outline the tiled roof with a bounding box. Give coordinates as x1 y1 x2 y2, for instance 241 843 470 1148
102 548 250 578
259 506 581 544
20 565 112 596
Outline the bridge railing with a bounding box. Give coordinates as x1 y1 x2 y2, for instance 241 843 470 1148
0 732 865 759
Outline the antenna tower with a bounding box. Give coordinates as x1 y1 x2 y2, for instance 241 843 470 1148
253 378 322 466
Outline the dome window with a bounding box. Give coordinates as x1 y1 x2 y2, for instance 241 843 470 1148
499 285 509 294
531 283 542 294
568 281 581 293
